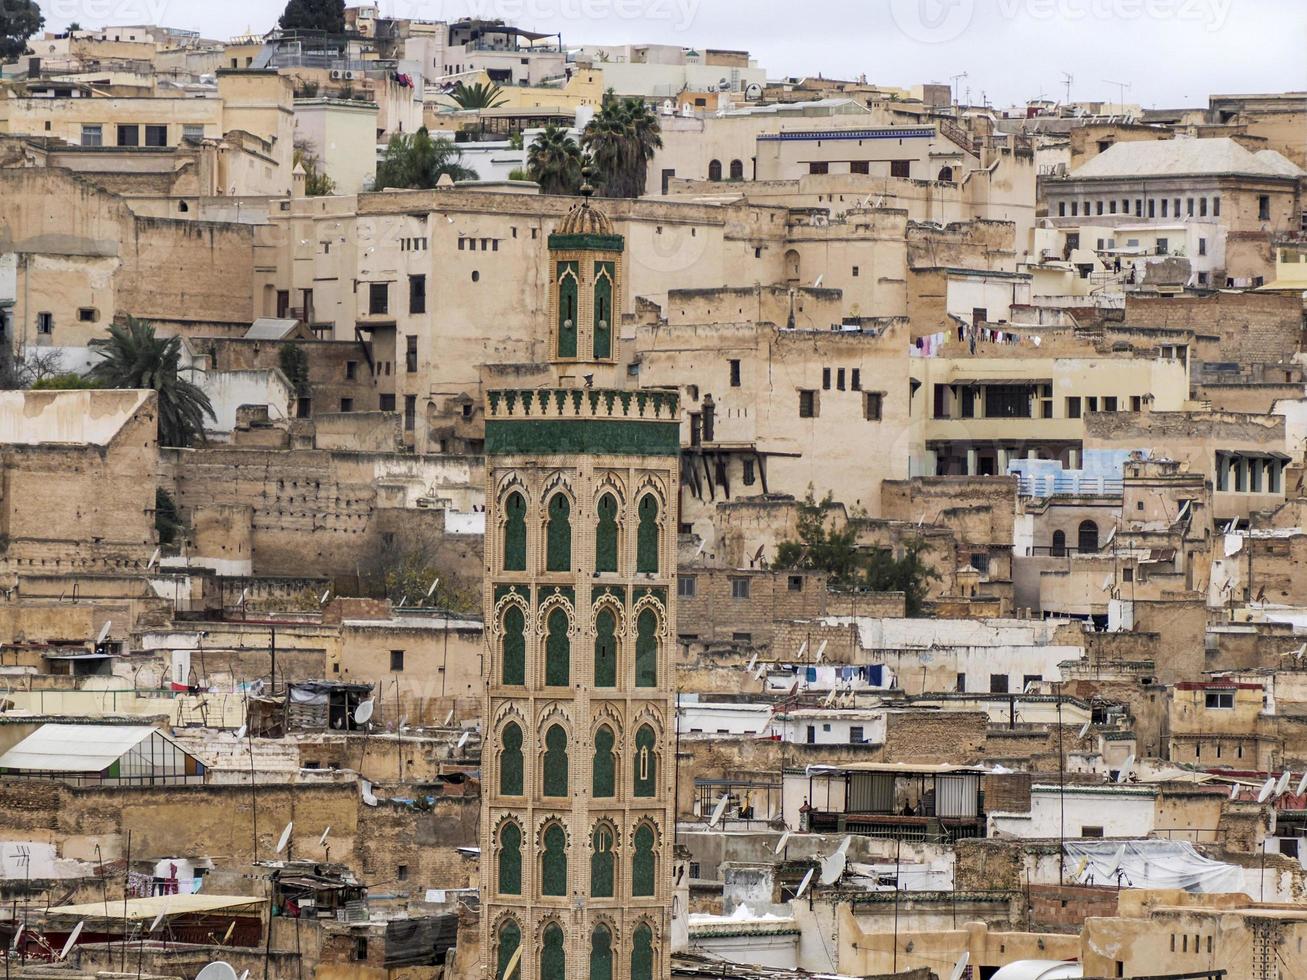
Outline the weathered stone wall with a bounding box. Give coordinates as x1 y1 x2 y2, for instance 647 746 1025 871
1125 291 1303 366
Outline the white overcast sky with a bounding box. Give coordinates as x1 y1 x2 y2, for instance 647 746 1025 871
37 0 1307 108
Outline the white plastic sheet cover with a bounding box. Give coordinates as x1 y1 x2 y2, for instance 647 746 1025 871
1064 839 1246 894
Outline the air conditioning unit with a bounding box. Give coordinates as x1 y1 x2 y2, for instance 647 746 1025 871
342 70 356 81
329 69 343 80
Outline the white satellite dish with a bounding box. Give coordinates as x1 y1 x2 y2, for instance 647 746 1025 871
1257 776 1276 803
443 708 455 726
794 867 815 898
1296 772 1307 797
149 903 168 932
745 82 763 100
354 699 375 725
774 831 792 856
814 640 827 663
456 730 471 751
746 652 758 673
319 590 331 606
1077 721 1091 739
426 578 440 599
708 793 730 828
949 952 971 980
196 963 239 980
1276 771 1292 797
238 972 250 980
147 547 160 570
275 821 293 854
318 826 331 847
96 621 112 645
819 836 850 884
1115 754 1135 783
1107 844 1127 877
234 725 247 740
1230 782 1240 800
59 920 85 960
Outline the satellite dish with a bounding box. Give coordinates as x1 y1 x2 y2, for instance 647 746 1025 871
196 960 238 980
1296 771 1307 797
794 867 815 898
147 547 161 570
660 98 673 115
275 821 293 854
59 920 85 960
1115 753 1135 783
745 82 763 100
444 708 455 726
814 640 827 663
1257 776 1276 803
426 577 440 599
1230 783 1240 800
774 831 792 856
149 903 168 932
717 77 730 92
1107 844 1127 877
949 952 971 980
96 621 112 645
354 699 375 725
238 972 250 980
456 730 471 751
319 590 331 606
234 725 247 740
1077 721 1091 739
709 793 729 827
796 641 808 660
319 826 331 847
819 836 850 884
1277 771 1292 797
746 652 758 673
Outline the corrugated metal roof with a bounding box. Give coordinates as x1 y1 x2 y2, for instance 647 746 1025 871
1071 137 1304 180
0 724 164 772
245 317 300 340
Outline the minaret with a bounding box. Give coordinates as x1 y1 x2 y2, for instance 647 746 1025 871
479 179 679 980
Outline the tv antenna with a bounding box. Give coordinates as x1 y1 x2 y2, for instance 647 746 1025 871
1103 78 1131 115
1060 71 1073 107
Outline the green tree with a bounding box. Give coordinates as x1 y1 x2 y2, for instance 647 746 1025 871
293 141 335 196
277 0 344 33
526 124 583 195
374 127 478 189
581 91 662 198
278 343 310 394
449 81 507 109
0 0 42 60
360 528 479 614
88 317 215 447
29 372 99 390
773 488 938 615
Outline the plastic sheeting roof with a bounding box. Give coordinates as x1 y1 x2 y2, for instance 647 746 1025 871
1065 839 1246 895
0 724 170 772
47 894 264 921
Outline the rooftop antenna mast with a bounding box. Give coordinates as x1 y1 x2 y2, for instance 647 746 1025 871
1060 71 1073 108
1103 78 1131 115
948 71 968 116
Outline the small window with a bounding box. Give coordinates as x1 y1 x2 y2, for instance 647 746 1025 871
1155 238 1168 256
1122 567 1134 582
397 864 409 881
406 335 418 372
346 360 357 380
390 649 405 671
77 307 98 323
788 575 803 592
890 160 911 178
730 577 751 600
956 673 966 692
182 124 204 141
405 395 416 432
408 274 426 315
990 674 1010 694
729 359 741 387
1198 237 1207 256
742 459 755 485
353 937 368 961
380 394 396 412
81 124 103 147
677 575 696 598
369 282 388 315
1103 396 1118 412
849 725 864 744
850 160 869 175
36 312 53 335
851 369 861 390
1081 826 1104 838
732 632 752 644
116 124 140 147
863 392 883 421
808 161 829 175
798 390 817 418
836 368 846 390
1205 691 1234 709
822 367 831 390
471 270 480 282
852 265 859 277
340 397 354 412
144 124 168 147
1259 195 1271 221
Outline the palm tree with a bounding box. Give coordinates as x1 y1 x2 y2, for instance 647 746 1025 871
449 81 507 109
527 124 583 195
581 91 663 198
374 127 478 189
88 317 215 447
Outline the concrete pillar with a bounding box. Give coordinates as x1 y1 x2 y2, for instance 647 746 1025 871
997 448 1009 474
965 447 978 476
